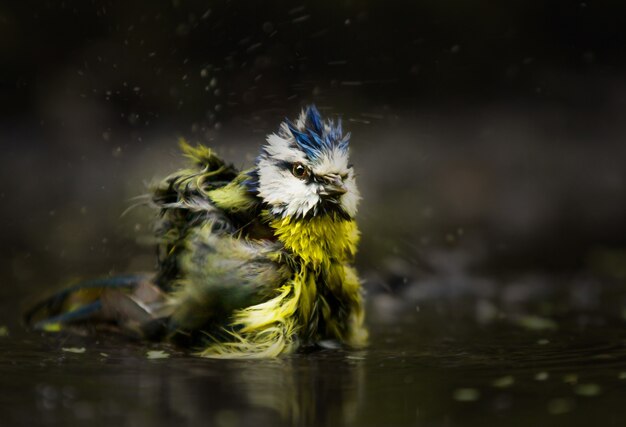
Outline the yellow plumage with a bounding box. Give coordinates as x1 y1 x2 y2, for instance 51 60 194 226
27 105 367 359
198 214 367 358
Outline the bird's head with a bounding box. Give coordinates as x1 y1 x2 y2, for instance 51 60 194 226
248 105 359 220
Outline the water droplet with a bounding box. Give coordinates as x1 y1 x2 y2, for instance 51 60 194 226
517 315 557 331
453 388 480 402
62 347 86 354
492 376 515 388
575 383 602 397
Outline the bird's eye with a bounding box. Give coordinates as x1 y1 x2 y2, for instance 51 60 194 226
291 162 309 180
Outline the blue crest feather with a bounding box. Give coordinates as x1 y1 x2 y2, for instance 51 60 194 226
285 105 349 161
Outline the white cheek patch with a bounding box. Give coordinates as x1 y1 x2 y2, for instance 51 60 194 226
257 159 321 218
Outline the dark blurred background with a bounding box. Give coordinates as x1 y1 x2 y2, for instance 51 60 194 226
1 0 626 301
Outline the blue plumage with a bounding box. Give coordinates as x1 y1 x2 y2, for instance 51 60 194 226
244 168 260 192
286 105 350 161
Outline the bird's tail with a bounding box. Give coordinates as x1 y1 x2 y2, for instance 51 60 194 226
25 275 171 339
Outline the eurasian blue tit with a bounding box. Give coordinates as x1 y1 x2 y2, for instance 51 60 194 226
27 105 367 358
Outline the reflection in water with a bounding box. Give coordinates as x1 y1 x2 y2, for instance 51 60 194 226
241 354 365 425
163 353 366 426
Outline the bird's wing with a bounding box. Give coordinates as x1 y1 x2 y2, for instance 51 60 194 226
167 222 291 336
151 140 263 291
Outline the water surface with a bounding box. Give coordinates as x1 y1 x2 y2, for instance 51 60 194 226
3 273 626 427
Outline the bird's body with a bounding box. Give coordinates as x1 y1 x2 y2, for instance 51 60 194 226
27 105 367 358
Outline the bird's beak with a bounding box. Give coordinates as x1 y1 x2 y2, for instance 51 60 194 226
320 174 347 196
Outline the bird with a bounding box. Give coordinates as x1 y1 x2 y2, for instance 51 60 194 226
26 105 368 358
